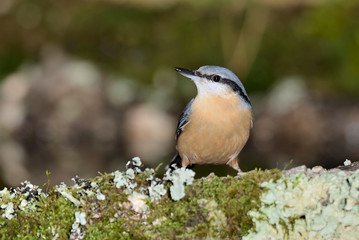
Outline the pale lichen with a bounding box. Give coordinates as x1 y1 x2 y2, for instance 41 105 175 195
244 170 359 240
1 202 15 220
164 167 195 201
126 156 143 174
198 198 227 235
75 212 87 226
112 158 143 192
70 212 87 239
148 180 166 201
96 189 106 201
0 188 8 197
0 180 46 220
344 159 352 166
113 170 138 191
56 183 81 206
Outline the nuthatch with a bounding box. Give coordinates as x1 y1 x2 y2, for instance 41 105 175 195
169 65 253 172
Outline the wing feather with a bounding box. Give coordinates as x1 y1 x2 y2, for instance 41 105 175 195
175 98 194 141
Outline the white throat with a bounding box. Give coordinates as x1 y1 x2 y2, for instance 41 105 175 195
193 78 251 110
194 79 231 96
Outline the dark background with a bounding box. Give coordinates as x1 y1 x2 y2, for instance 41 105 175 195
1 0 359 187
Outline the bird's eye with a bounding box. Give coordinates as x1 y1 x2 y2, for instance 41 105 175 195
212 75 221 82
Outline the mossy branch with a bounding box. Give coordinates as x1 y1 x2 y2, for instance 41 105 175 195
0 158 358 239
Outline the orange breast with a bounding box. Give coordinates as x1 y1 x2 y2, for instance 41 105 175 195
177 93 252 166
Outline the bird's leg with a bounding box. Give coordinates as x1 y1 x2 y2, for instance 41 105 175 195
181 155 191 168
227 158 245 177
167 153 196 171
227 157 240 171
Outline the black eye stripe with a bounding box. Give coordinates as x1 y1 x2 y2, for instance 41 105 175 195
204 74 211 80
195 71 212 80
221 78 251 105
195 72 251 105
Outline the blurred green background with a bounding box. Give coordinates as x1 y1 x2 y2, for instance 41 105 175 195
0 0 359 187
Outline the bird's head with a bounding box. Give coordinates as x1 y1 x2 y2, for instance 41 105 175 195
175 65 251 108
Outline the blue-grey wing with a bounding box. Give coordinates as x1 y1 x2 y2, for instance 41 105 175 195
175 98 194 141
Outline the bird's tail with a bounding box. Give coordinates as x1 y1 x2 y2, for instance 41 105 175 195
166 152 182 171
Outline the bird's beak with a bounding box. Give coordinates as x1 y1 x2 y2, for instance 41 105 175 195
175 67 196 78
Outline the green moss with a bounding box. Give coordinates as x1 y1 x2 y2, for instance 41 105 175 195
140 168 282 239
0 192 76 239
0 160 282 239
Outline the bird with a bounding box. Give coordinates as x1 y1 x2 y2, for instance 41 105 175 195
169 65 253 173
